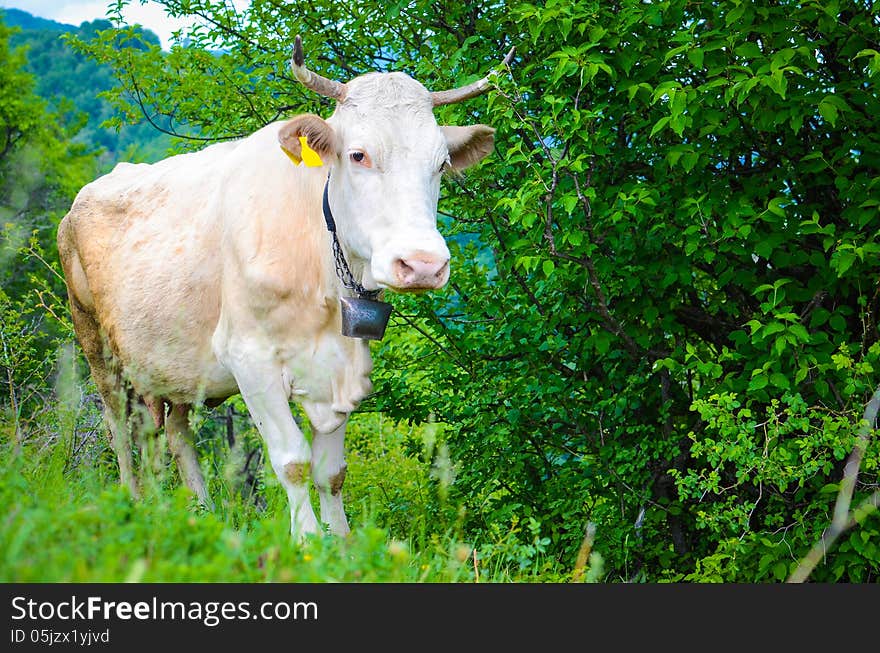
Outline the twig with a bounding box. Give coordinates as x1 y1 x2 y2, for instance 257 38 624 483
788 385 880 582
1 329 23 452
25 244 66 282
572 522 597 582
473 548 480 583
395 313 469 374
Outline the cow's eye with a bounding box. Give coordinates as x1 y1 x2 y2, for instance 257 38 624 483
350 151 371 167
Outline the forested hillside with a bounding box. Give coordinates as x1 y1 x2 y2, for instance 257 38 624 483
1 7 171 167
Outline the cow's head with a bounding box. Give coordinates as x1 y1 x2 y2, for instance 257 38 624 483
278 36 511 293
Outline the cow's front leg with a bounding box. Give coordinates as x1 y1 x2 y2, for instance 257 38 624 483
311 416 350 536
228 361 319 539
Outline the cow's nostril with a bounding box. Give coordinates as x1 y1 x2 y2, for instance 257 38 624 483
392 254 450 288
434 259 450 279
393 259 415 282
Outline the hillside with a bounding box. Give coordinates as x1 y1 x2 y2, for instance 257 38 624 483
0 7 72 32
1 7 172 168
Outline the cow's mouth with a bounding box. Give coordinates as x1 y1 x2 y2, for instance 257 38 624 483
384 283 444 295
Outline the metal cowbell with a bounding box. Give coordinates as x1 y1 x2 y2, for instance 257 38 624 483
339 296 393 340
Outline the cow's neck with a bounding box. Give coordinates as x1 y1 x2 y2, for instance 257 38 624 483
320 171 392 341
321 172 379 300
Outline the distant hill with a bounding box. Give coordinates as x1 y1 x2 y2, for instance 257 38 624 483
1 7 172 169
1 7 73 31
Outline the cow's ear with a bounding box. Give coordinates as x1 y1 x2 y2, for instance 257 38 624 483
441 125 495 171
278 114 339 165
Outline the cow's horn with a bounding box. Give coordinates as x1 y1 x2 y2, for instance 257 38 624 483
291 34 347 101
431 45 516 107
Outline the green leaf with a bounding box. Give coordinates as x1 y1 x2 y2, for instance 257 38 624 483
650 116 670 138
828 313 847 332
726 5 746 27
567 230 583 246
681 151 700 172
818 98 838 127
687 48 704 69
766 197 786 217
854 48 880 76
766 69 787 99
593 331 611 354
670 113 686 137
772 561 789 581
769 372 790 389
669 88 687 117
770 49 795 70
831 251 857 277
746 319 763 335
821 94 851 112
788 323 810 343
734 42 761 59
749 374 769 391
561 194 578 214
762 322 785 337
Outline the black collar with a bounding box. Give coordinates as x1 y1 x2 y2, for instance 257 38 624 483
321 172 381 301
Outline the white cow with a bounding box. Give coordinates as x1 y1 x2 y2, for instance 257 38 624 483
57 36 510 538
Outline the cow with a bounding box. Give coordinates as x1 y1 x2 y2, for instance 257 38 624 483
57 35 512 539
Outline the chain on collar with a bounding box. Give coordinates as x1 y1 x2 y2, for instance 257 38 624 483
322 173 382 301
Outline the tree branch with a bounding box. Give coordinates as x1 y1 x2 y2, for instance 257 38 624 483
788 385 880 582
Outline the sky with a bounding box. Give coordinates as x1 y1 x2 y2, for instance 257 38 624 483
0 0 250 50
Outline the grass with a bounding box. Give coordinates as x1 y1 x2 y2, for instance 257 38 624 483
0 396 575 583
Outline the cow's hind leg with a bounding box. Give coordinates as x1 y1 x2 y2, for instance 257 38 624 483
68 300 139 497
104 389 138 497
166 402 212 509
310 417 350 536
60 225 139 497
128 393 165 491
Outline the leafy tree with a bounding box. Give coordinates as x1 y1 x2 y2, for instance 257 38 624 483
2 8 172 166
0 15 98 441
73 0 880 582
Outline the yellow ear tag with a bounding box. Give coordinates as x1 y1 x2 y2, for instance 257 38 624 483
299 136 324 167
282 148 302 165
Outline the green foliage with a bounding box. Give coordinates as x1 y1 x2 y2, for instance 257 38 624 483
377 0 880 581
2 8 172 167
0 15 97 443
0 17 97 290
344 414 459 541
0 396 569 582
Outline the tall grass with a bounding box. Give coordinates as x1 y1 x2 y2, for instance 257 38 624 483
0 346 580 583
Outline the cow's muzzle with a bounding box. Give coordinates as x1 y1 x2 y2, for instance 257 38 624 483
392 252 450 290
